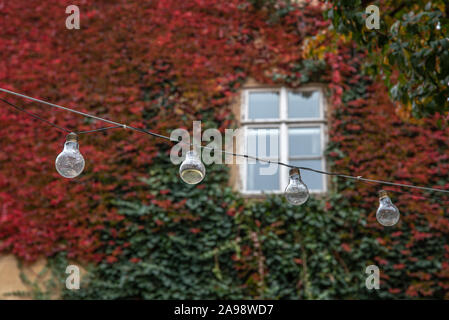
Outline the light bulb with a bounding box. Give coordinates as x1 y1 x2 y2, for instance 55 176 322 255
179 150 205 184
285 168 309 205
55 132 85 178
376 190 400 227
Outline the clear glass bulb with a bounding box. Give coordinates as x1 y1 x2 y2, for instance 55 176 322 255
179 150 205 184
285 168 309 205
55 132 85 178
376 190 400 227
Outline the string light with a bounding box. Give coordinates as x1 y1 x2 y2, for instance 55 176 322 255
1 87 449 228
179 150 206 184
284 168 309 205
55 132 85 178
376 190 400 226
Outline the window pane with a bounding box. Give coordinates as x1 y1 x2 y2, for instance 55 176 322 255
247 128 279 158
247 162 279 191
290 159 324 191
288 127 321 157
248 92 279 120
288 91 320 118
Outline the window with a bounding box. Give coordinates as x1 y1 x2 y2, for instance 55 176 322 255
240 87 327 194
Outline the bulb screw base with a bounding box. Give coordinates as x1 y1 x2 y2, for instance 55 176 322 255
378 190 388 199
289 168 300 177
66 132 78 142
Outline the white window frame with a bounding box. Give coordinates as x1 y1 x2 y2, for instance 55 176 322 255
239 86 328 195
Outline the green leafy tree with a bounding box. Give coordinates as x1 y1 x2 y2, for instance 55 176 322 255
326 0 449 116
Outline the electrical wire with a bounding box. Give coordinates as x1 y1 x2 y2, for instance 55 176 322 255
1 97 128 136
356 178 449 205
1 87 449 196
0 97 71 133
76 125 124 135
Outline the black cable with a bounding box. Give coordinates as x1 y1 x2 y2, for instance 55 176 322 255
0 98 71 133
1 87 449 196
76 125 123 134
1 98 125 136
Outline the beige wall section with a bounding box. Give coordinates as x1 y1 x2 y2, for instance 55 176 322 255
0 254 57 300
228 82 242 192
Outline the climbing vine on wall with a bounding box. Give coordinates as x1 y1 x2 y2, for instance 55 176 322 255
1 0 449 299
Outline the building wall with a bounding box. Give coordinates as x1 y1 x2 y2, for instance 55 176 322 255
0 255 49 299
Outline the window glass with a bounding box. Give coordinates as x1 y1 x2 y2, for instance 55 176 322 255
288 127 321 157
246 128 279 192
248 91 279 120
247 162 280 191
290 159 323 191
288 91 320 118
247 128 279 159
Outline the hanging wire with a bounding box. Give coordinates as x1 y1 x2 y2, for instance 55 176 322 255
0 97 71 133
1 87 449 196
1 98 127 136
76 125 124 135
355 178 449 205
